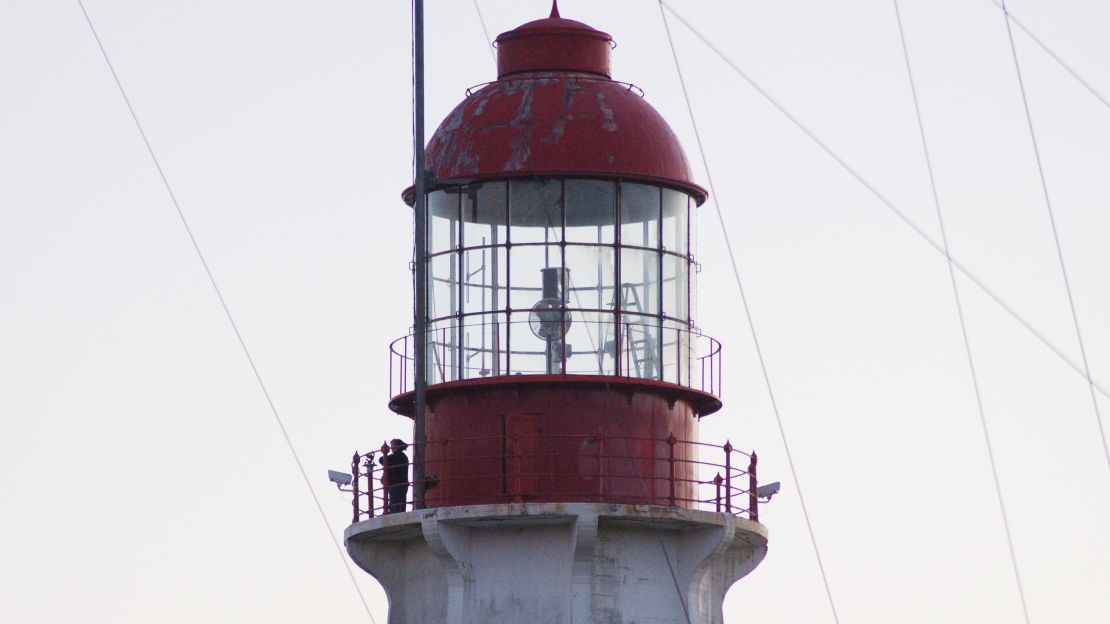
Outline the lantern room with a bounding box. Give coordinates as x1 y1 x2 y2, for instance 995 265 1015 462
420 178 697 383
401 8 711 392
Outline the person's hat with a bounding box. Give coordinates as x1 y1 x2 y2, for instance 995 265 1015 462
390 438 408 450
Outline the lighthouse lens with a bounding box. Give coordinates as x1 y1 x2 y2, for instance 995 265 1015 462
529 297 571 340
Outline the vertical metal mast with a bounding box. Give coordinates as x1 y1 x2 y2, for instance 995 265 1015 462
411 0 428 510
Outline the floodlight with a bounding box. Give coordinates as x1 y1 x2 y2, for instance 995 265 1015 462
756 481 781 501
328 470 353 487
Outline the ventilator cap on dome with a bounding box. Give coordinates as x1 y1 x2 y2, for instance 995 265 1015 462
494 1 614 78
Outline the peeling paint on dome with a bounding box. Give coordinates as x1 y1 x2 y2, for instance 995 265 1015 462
595 92 618 132
420 75 705 203
504 80 537 171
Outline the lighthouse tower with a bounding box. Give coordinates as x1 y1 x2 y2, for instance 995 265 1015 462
343 6 768 623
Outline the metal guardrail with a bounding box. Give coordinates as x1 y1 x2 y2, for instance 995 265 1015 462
388 321 722 399
346 434 757 524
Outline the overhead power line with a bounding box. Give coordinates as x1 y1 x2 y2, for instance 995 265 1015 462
657 1 1110 408
985 0 1110 112
471 0 497 68
76 2 378 621
657 3 842 624
892 3 1033 622
998 0 1109 473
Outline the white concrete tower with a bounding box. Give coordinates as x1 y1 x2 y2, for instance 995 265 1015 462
342 4 768 622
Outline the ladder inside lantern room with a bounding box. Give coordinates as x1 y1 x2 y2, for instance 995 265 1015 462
464 243 491 377
604 283 658 379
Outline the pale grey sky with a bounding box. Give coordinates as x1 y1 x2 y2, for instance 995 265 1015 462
2 1 1108 622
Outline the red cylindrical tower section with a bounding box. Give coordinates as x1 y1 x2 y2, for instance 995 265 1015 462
391 376 720 509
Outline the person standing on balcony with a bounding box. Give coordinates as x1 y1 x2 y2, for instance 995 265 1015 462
378 439 410 513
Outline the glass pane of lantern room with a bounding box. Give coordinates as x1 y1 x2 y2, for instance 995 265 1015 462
509 244 561 312
565 179 616 244
509 242 570 376
564 245 615 312
462 247 506 318
462 181 507 250
661 188 689 256
562 310 615 375
689 205 699 329
565 244 616 376
620 312 661 380
510 179 562 244
460 312 504 380
619 248 660 317
620 183 660 249
507 310 555 376
662 253 689 322
661 318 691 385
428 190 459 254
428 252 458 323
426 318 455 385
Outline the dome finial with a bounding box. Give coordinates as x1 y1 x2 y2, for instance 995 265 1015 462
550 0 560 19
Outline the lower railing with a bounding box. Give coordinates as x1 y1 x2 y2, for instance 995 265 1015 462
344 434 758 524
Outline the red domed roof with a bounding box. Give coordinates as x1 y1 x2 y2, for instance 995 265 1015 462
417 5 707 204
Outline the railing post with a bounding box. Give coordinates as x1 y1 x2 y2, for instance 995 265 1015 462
717 347 722 397
560 306 568 375
667 434 677 507
513 429 520 501
596 433 605 501
352 451 361 524
749 451 759 523
723 440 733 513
365 454 375 520
710 351 715 395
623 324 629 376
380 441 391 514
675 329 681 386
713 472 723 512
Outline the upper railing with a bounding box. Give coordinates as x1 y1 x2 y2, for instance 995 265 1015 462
344 434 757 524
389 320 722 399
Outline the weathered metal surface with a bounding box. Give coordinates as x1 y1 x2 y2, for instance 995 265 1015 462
396 376 705 511
412 10 708 204
424 75 705 203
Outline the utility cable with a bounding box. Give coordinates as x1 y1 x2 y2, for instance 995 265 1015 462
658 1 1110 407
999 0 1110 472
985 0 1110 112
76 2 378 621
471 0 497 69
658 3 842 623
892 3 1033 622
